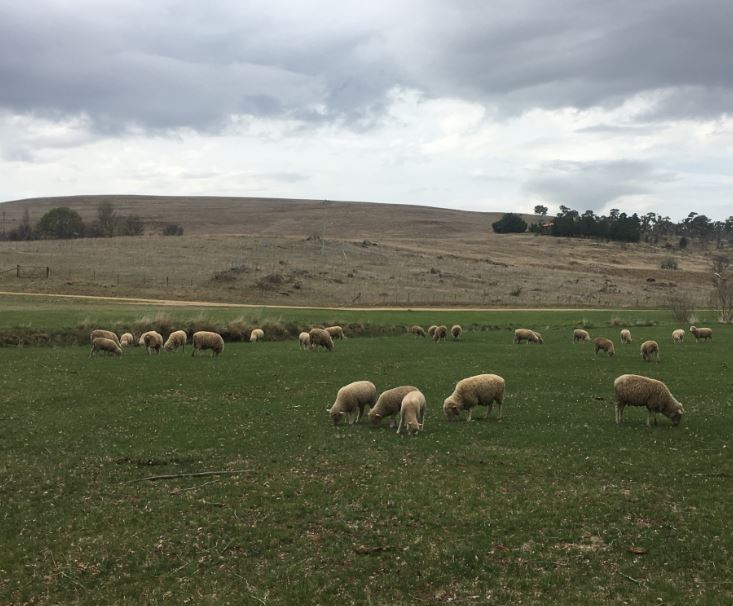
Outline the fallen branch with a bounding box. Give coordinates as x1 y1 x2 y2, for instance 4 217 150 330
131 469 252 482
617 571 643 585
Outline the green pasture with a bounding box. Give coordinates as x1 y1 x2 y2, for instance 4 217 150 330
1 298 731 604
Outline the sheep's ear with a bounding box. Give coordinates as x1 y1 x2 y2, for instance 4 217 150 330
325 408 330 413
374 413 382 418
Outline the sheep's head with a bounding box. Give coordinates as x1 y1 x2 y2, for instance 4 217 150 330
689 326 696 333
533 332 543 344
443 397 461 419
327 408 346 425
667 402 684 426
367 410 382 426
406 420 420 435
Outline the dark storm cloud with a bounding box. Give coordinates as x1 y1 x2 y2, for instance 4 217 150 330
1 0 731 132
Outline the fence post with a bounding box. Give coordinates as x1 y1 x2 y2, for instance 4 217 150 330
166 276 169 288
16 264 20 278
46 267 50 279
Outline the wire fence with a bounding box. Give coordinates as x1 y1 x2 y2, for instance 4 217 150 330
0 265 50 279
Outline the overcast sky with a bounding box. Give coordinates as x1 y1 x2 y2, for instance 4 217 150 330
1 0 732 220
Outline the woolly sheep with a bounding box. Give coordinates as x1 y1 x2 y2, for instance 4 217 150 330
573 329 591 343
620 329 632 344
164 329 187 352
90 329 120 346
427 325 438 337
249 328 265 343
397 390 426 436
514 328 543 344
368 385 418 428
191 331 224 356
299 331 311 350
138 330 163 355
443 374 505 422
327 380 377 426
409 325 427 337
326 325 346 340
451 325 462 340
689 326 713 342
309 328 334 352
593 337 615 357
672 329 685 343
433 325 448 342
119 332 134 347
640 340 660 362
89 337 122 357
614 374 684 426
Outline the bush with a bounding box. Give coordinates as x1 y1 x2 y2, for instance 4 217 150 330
162 223 184 236
492 213 528 234
661 257 679 270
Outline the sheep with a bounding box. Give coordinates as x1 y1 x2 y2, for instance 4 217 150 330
191 331 224 356
138 330 163 355
326 325 346 340
640 340 660 362
309 328 334 352
427 325 438 337
409 325 427 337
368 385 418 428
620 329 632 344
327 380 377 426
299 331 311 350
593 337 615 357
451 324 462 340
443 374 505 422
672 329 685 343
164 329 187 352
514 328 543 344
119 332 134 347
249 328 265 343
614 374 684 427
90 329 120 346
689 326 713 342
89 337 122 357
433 325 448 342
397 390 426 436
573 329 591 343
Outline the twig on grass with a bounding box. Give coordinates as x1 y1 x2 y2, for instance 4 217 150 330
129 469 252 482
617 571 644 585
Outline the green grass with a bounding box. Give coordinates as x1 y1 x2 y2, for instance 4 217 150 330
1 301 732 604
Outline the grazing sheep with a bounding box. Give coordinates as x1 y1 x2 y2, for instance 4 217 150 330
299 331 311 350
249 328 265 343
368 385 418 428
397 390 426 436
119 332 134 347
427 325 438 337
593 337 615 357
614 374 684 427
409 325 427 337
620 329 632 344
327 380 377 426
89 337 122 357
672 329 685 343
309 328 334 352
164 329 187 352
191 331 224 356
90 329 120 346
514 328 543 344
326 325 346 340
138 330 163 355
573 329 591 343
451 325 462 340
640 340 660 362
689 326 713 342
433 325 448 342
443 374 505 422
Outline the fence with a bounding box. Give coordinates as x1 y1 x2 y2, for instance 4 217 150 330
0 265 50 279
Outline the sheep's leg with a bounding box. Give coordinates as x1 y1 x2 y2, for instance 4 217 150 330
646 409 656 427
389 416 396 429
396 414 404 435
466 408 473 422
419 406 425 430
615 403 624 424
485 402 493 419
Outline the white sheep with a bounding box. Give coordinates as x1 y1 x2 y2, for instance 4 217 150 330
672 329 685 343
368 385 418 427
326 325 346 340
593 337 615 357
573 329 590 343
443 374 505 421
299 331 311 350
514 328 542 344
119 332 134 347
90 329 120 346
427 325 438 337
397 390 426 436
327 380 377 425
620 329 632 344
191 331 224 356
451 325 462 340
138 330 163 355
309 328 334 352
640 340 660 362
89 337 122 357
689 326 713 342
409 325 427 337
614 374 684 426
433 325 448 342
164 329 187 352
249 328 265 343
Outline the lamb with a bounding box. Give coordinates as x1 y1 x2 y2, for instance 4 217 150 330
119 332 134 347
249 328 265 343
327 380 377 426
640 340 660 362
309 328 334 352
299 331 311 350
514 328 543 344
427 325 438 337
593 337 615 357
573 329 591 343
620 329 632 344
433 325 448 342
672 329 685 343
689 326 713 342
613 374 684 426
138 330 163 355
326 325 346 340
191 331 224 356
164 329 187 352
90 329 120 346
409 325 427 337
397 390 426 436
89 337 122 357
368 385 418 427
443 374 505 422
451 325 462 340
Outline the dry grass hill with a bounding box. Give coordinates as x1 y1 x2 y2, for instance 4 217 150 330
0 195 723 308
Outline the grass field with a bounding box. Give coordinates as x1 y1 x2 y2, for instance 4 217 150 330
1 301 732 604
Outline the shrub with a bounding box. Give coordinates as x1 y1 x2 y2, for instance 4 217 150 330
661 257 679 270
162 223 184 236
492 213 528 234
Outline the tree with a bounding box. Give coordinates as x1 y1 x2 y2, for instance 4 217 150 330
96 201 117 237
8 208 34 241
36 207 84 239
492 213 527 234
533 204 548 219
120 215 144 236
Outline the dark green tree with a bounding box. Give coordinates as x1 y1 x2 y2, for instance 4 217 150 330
37 207 84 239
492 213 528 234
